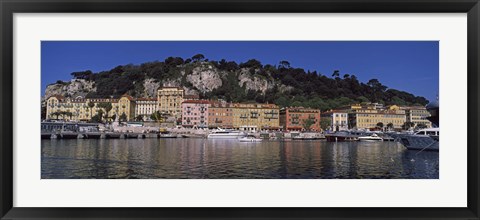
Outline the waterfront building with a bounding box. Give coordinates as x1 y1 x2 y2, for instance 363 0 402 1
208 101 234 129
321 110 348 131
347 104 406 130
157 87 184 118
114 95 136 121
135 97 158 120
45 94 135 121
279 107 321 131
181 100 211 128
400 106 432 128
232 103 280 131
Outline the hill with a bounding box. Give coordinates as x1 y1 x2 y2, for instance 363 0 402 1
44 54 429 111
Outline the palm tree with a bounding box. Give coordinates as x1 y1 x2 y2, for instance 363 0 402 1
65 112 73 121
97 102 113 122
51 112 60 120
97 109 104 122
87 102 95 120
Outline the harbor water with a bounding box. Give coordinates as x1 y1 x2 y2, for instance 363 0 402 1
41 139 439 179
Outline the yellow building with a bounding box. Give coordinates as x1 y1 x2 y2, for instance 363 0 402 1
232 103 279 131
45 95 135 122
401 106 432 128
348 104 406 130
157 87 184 118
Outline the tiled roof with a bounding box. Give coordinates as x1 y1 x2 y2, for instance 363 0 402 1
182 100 211 104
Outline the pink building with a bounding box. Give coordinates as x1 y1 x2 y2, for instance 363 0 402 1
181 100 211 128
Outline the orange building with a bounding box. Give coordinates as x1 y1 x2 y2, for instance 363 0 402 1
208 101 234 128
280 107 321 131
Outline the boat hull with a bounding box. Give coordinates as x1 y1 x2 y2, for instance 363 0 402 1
207 134 244 139
358 138 383 142
238 139 262 142
397 135 439 151
325 135 358 142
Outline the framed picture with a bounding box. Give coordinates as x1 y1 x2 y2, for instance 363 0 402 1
1 0 479 219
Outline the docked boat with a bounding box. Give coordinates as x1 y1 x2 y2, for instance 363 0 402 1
238 135 262 142
159 133 177 138
358 133 383 142
292 132 325 140
325 131 364 142
395 128 439 151
59 131 79 139
181 133 205 138
104 132 122 139
207 128 246 139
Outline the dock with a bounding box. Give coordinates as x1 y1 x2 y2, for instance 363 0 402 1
41 131 159 139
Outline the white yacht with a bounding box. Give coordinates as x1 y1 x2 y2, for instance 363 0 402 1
207 128 246 139
396 128 439 151
358 133 383 142
238 135 263 142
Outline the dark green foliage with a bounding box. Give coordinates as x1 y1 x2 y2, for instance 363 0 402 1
192 54 205 62
59 55 429 110
376 122 384 129
239 59 262 69
90 114 102 123
119 113 127 122
302 118 315 131
71 70 94 80
320 118 332 131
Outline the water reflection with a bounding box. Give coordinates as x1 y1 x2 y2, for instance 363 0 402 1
41 139 439 179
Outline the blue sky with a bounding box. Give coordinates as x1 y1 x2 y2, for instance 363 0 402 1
41 41 438 102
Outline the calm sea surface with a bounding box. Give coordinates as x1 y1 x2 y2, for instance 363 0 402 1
41 139 439 179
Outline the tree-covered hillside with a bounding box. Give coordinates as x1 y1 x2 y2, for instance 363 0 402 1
59 54 429 111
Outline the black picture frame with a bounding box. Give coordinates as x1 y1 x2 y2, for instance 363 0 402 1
1 0 479 219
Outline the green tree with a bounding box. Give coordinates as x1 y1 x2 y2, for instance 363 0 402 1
87 102 95 119
291 101 302 107
386 122 394 131
119 113 127 122
90 114 102 123
65 111 73 120
274 96 289 108
279 60 290 69
320 118 332 131
357 96 370 103
376 122 384 130
191 54 205 62
402 122 413 130
97 102 113 122
302 118 315 131
51 112 60 120
135 115 144 122
332 70 340 78
97 109 104 122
